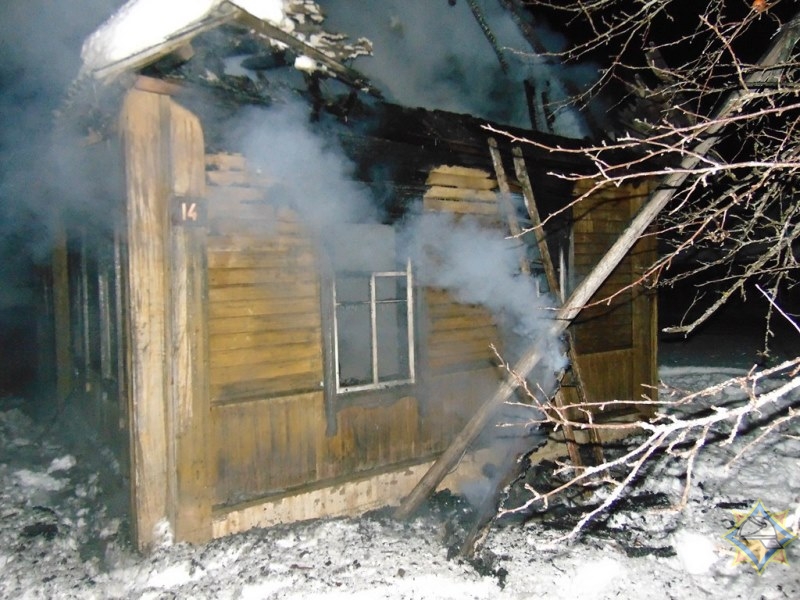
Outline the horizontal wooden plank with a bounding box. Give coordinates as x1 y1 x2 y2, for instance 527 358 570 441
428 338 494 360
208 220 309 238
425 171 497 190
423 197 500 216
429 313 497 331
207 229 309 251
207 248 315 269
211 374 323 404
210 327 321 351
419 213 503 229
209 297 320 319
427 300 494 320
208 267 318 287
425 289 458 305
428 165 492 179
211 356 323 387
206 185 265 203
208 282 318 303
429 349 497 370
210 342 321 369
208 205 279 224
206 152 247 171
425 186 497 202
206 196 300 224
426 324 498 344
208 313 321 335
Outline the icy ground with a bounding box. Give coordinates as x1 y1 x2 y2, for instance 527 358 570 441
1 362 799 599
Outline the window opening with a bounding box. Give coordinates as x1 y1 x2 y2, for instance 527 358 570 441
332 259 415 393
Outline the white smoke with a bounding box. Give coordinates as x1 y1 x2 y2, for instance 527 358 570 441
230 99 565 387
318 0 595 136
401 212 567 382
230 101 379 236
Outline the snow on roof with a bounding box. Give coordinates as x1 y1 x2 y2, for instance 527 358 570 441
80 0 289 77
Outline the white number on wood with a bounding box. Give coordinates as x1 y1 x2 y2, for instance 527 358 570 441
181 202 198 222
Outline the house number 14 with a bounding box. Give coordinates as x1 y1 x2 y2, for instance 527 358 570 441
172 197 205 226
181 201 198 222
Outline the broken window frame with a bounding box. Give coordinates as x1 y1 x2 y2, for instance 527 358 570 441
331 258 416 394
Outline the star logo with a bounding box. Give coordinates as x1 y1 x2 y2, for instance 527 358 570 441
722 500 797 575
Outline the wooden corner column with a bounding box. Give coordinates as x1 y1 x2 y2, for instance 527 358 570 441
120 85 211 550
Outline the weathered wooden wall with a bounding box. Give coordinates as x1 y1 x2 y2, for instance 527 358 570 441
418 165 506 453
205 158 505 519
570 179 658 408
206 154 500 515
50 139 130 468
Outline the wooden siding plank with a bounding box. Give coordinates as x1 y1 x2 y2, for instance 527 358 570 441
208 268 318 287
208 312 321 335
425 186 498 202
427 165 494 179
423 197 500 216
209 328 320 351
428 313 497 331
207 250 315 270
208 297 320 319
206 152 247 171
210 356 322 387
210 343 321 368
208 282 317 302
210 373 322 403
425 171 497 190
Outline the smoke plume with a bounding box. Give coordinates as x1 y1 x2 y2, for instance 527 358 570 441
230 98 566 390
318 0 596 136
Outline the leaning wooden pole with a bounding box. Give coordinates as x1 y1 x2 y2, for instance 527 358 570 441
394 17 800 520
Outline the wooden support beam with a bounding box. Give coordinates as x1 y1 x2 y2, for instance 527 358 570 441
394 18 800 520
233 5 381 97
487 138 530 276
457 140 604 558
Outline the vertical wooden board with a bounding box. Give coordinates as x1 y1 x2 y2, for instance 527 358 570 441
168 98 212 543
211 393 325 506
120 88 170 551
52 226 72 405
628 191 659 411
574 349 633 403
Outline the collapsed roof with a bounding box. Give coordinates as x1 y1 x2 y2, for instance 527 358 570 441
80 0 373 88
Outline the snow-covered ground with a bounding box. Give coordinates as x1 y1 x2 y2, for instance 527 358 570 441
1 351 798 599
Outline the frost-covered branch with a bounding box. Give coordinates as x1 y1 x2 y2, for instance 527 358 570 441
497 356 800 541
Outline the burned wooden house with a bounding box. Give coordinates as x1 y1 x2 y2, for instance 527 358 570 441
49 2 658 550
